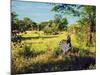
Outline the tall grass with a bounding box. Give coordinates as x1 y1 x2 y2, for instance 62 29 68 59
11 31 96 74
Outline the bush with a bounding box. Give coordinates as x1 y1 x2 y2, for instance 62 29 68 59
53 47 62 57
18 45 34 58
43 26 52 34
43 24 59 35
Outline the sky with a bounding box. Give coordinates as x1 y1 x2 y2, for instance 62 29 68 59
11 0 79 24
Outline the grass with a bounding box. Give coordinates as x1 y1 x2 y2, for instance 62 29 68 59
11 31 96 74
19 31 67 52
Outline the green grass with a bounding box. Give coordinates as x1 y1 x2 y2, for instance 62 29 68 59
19 31 67 52
11 31 96 74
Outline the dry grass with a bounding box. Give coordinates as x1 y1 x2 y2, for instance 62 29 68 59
11 31 96 74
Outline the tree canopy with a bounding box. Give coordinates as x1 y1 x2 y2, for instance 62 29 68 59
52 4 96 32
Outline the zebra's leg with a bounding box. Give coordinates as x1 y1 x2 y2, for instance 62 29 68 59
63 50 66 54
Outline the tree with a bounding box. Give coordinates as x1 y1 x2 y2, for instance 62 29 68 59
39 21 52 30
52 4 96 46
23 17 33 31
32 22 37 30
11 12 18 31
60 18 68 30
53 14 62 24
18 20 25 32
53 14 68 31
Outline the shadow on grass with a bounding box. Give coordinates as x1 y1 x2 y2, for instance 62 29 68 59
12 47 96 74
17 56 95 74
16 56 95 74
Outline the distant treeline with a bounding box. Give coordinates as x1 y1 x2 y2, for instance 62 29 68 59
11 12 68 34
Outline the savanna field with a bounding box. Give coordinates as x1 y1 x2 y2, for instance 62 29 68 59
11 1 96 74
11 30 96 74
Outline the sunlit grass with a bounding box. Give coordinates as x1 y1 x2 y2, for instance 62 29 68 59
19 31 67 52
11 31 96 74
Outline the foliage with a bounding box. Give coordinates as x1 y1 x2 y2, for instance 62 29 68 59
11 12 37 32
41 15 68 34
11 4 96 74
11 12 18 31
18 45 33 58
52 4 96 46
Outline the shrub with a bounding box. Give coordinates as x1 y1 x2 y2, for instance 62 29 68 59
18 45 34 58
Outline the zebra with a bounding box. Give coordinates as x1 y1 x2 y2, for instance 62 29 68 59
59 35 71 54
